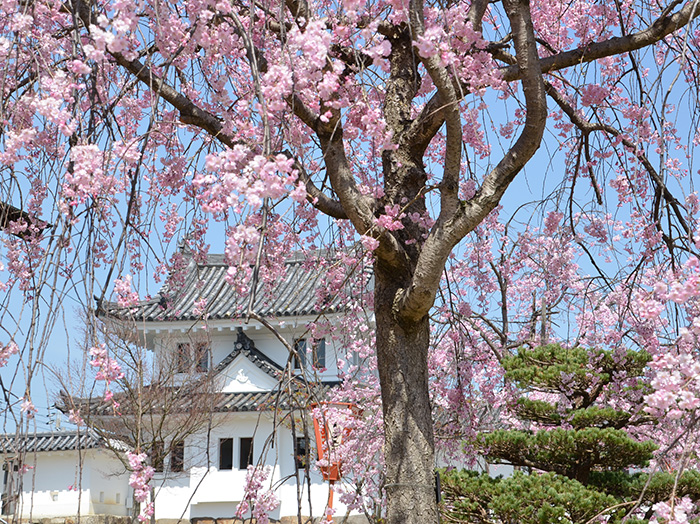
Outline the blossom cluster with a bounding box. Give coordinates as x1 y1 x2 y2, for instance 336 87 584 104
235 465 279 524
63 144 118 206
644 353 700 420
68 409 84 426
375 204 406 232
651 496 696 524
20 398 38 419
639 257 700 421
114 275 140 308
127 451 155 523
89 344 124 408
0 341 18 367
198 149 302 214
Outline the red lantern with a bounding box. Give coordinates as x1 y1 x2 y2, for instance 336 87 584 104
309 402 361 521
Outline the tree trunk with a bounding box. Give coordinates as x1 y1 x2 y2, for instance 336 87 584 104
375 260 438 524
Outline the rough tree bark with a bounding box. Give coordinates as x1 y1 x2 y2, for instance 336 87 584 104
376 272 435 523
367 1 547 521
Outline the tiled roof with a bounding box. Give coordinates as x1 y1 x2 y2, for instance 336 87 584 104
186 382 340 413
101 250 367 322
59 382 340 417
0 430 125 454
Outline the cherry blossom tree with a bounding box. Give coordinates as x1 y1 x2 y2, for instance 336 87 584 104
2 0 700 522
53 317 219 523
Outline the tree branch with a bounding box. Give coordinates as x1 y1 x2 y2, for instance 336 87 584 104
397 0 547 323
0 202 50 239
282 152 348 219
409 0 462 218
545 81 693 241
506 0 700 81
85 37 241 147
408 0 700 153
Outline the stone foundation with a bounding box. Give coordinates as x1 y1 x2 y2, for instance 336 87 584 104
2 515 369 524
191 516 369 524
2 516 132 524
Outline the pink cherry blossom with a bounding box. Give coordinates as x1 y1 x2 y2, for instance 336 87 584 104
114 275 140 307
20 398 37 419
127 451 155 523
0 341 18 367
236 465 279 524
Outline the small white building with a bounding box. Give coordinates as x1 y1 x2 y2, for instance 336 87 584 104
76 250 370 523
0 431 131 520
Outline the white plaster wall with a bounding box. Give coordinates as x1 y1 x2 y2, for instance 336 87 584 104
87 451 130 516
273 424 334 519
151 413 358 521
7 449 129 518
218 356 278 393
208 332 237 368
153 321 344 382
10 451 88 518
152 474 191 521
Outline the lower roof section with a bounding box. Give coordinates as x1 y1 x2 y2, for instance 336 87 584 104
0 429 127 454
57 381 341 417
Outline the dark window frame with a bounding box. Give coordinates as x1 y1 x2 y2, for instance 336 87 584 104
239 437 254 470
219 438 233 470
293 338 326 370
293 339 307 370
176 343 190 374
151 441 165 473
195 343 209 372
170 440 185 472
314 338 326 368
294 436 310 470
176 342 210 373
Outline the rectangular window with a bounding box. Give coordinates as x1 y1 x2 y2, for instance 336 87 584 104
195 343 209 372
314 339 326 368
294 339 326 370
176 343 191 373
219 438 233 470
239 437 254 469
294 436 309 470
176 342 210 373
170 440 185 472
294 339 306 370
151 441 164 472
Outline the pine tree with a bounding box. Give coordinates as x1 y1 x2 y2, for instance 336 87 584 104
441 344 700 524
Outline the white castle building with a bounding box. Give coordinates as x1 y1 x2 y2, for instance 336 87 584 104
4 250 371 523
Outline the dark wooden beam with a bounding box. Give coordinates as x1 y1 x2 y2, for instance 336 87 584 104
0 201 50 239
